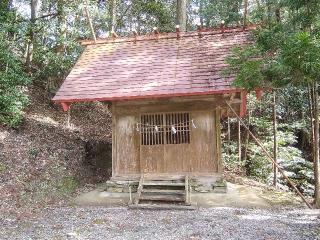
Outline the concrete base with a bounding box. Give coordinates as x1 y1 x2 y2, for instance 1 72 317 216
74 182 303 208
105 174 227 193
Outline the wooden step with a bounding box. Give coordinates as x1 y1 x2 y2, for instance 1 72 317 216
142 189 185 194
129 203 197 210
143 181 185 187
139 194 185 202
143 175 185 181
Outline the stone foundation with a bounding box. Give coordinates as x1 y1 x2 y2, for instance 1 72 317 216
105 175 227 193
105 180 139 193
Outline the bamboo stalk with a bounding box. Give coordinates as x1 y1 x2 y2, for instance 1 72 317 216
225 101 313 209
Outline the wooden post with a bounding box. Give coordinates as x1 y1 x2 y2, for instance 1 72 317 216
273 91 278 187
185 175 189 205
220 20 225 33
226 101 313 209
129 185 132 204
176 25 181 39
238 118 241 162
84 0 96 43
197 24 203 38
216 109 223 173
133 29 138 43
227 114 231 154
243 108 251 162
66 105 71 128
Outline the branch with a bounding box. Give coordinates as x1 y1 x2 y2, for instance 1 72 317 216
36 12 58 20
115 3 132 29
16 12 58 22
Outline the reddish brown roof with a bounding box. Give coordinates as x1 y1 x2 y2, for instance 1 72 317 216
53 28 251 104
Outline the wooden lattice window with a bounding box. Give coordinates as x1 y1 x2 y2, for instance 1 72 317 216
141 114 164 145
140 113 190 145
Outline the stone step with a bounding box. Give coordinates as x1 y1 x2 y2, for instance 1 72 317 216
143 175 185 181
139 194 185 202
142 189 185 195
143 181 185 187
129 203 197 210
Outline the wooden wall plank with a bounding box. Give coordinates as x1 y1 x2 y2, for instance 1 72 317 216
115 114 140 175
113 99 223 175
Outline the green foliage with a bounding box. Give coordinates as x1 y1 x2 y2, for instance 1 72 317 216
195 0 243 26
226 47 265 90
226 0 320 90
118 0 175 33
28 147 40 159
280 32 320 85
0 162 6 173
0 9 30 127
222 92 313 194
58 176 78 195
33 46 77 94
222 141 241 169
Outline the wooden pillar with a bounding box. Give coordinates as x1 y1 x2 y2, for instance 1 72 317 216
238 118 241 162
215 108 223 173
111 103 117 177
227 114 231 154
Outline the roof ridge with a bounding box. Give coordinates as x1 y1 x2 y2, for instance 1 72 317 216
79 25 255 46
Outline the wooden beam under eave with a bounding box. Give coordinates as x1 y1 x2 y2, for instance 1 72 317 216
61 102 71 111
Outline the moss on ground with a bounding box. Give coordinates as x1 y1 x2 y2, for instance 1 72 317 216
259 189 302 206
58 176 79 195
0 162 6 173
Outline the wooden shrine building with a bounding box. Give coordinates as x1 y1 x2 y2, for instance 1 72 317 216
53 27 251 204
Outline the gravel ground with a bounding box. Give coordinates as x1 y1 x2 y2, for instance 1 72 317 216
1 207 319 240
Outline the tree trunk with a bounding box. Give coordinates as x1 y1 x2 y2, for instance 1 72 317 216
84 0 96 42
199 0 204 27
312 82 320 208
266 0 272 27
275 7 281 23
25 0 38 71
109 0 117 32
273 90 278 187
308 84 315 160
57 0 67 53
176 0 187 32
243 0 248 28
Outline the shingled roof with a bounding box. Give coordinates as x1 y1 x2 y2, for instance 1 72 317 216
53 28 251 108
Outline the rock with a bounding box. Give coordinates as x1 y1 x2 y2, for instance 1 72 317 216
212 186 227 193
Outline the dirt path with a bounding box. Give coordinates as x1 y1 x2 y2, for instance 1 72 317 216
1 207 319 240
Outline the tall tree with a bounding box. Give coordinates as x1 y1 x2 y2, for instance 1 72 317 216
226 0 320 207
25 0 39 71
57 0 67 53
273 91 277 187
176 0 187 31
0 1 30 127
109 0 117 32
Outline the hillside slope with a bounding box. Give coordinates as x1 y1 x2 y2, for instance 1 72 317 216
0 87 112 217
